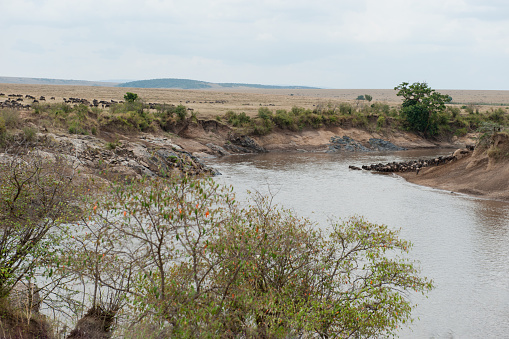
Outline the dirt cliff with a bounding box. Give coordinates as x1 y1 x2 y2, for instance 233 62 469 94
398 132 509 201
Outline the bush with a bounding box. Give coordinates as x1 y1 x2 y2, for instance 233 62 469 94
272 109 294 129
22 126 37 141
488 108 506 124
257 107 273 120
225 111 251 127
0 117 5 136
476 122 504 148
252 118 274 135
0 109 20 128
447 106 461 119
339 103 353 115
175 104 188 121
0 152 83 299
454 127 468 137
67 175 433 338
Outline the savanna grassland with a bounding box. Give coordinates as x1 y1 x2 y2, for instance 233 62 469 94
2 83 509 119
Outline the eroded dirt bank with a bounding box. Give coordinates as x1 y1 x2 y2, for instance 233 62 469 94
397 133 509 201
175 119 471 154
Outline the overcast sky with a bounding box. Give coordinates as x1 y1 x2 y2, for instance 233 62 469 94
1 0 508 89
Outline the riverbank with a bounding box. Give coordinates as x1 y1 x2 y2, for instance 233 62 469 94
397 133 509 201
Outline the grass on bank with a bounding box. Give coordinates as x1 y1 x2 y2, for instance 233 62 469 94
219 102 508 138
1 92 508 144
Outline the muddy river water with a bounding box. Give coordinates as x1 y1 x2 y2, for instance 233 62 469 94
203 150 509 338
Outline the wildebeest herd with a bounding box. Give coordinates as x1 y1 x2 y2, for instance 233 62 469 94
354 150 472 173
0 91 221 113
0 92 184 111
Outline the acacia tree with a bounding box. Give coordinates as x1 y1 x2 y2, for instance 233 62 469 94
395 82 451 135
66 175 433 338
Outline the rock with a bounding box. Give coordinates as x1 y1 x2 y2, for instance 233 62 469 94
327 136 372 152
2 132 220 180
328 136 406 153
206 143 231 156
368 138 406 151
226 135 267 153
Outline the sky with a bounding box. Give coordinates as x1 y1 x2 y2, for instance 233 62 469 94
1 0 509 89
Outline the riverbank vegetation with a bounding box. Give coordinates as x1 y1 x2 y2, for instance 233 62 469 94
1 84 508 147
0 139 433 338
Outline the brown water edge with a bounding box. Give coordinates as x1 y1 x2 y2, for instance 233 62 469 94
397 149 509 202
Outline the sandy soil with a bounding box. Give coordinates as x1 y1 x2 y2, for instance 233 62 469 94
399 135 509 201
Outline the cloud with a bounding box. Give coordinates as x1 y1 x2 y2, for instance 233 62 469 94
1 0 508 89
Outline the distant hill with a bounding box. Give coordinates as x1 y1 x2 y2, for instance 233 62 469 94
0 76 118 87
0 76 319 90
117 78 320 90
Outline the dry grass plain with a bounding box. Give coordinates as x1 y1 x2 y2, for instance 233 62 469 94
1 83 509 119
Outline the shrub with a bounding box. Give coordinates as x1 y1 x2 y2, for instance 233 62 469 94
339 102 353 115
447 106 461 119
352 112 369 128
476 122 504 148
0 109 20 128
22 127 37 141
454 127 468 137
155 103 177 120
257 107 273 120
308 113 323 128
225 111 251 127
252 120 273 135
67 176 433 338
272 109 294 129
0 117 5 136
377 115 386 129
488 108 506 124
68 121 88 135
0 152 83 299
175 104 188 122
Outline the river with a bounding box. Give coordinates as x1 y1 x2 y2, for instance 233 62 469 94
203 150 509 339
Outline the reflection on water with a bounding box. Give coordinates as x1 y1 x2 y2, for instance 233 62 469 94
204 150 509 339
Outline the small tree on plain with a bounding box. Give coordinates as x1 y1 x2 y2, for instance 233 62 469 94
123 92 138 103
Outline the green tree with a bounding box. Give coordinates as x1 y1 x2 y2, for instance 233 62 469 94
123 92 138 103
365 94 373 102
395 82 451 135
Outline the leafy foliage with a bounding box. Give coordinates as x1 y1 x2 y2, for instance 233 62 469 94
395 82 451 135
123 92 139 103
0 149 83 299
63 175 433 338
